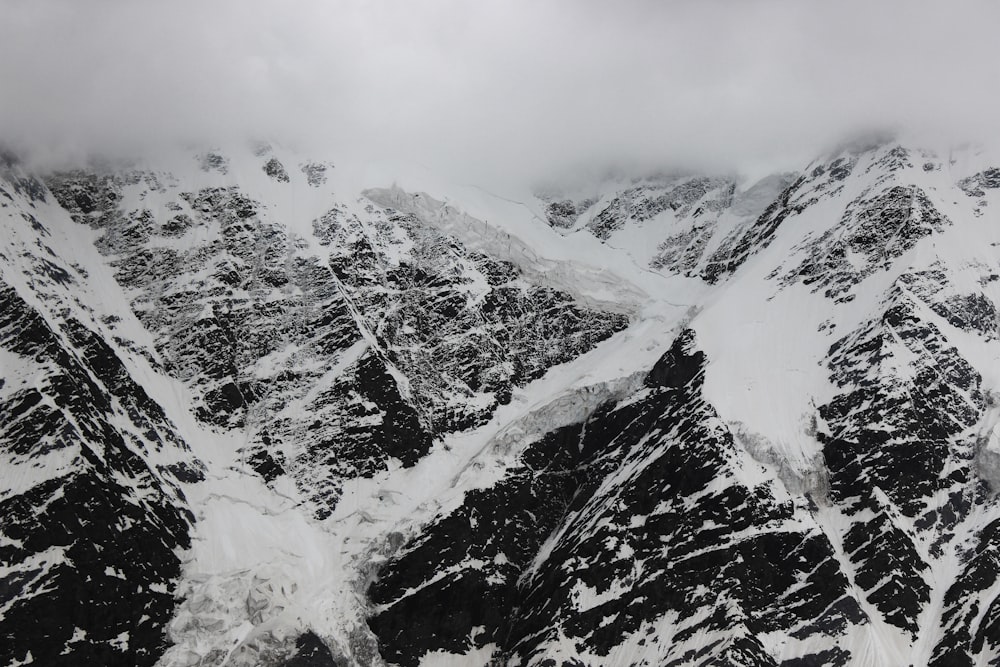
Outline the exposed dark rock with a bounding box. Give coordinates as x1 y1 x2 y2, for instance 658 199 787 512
199 152 229 174
264 157 290 183
301 162 328 187
787 185 950 300
958 167 1000 198
282 632 342 667
0 285 194 667
369 331 863 665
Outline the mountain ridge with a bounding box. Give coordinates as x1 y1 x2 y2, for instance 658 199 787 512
2 136 1000 665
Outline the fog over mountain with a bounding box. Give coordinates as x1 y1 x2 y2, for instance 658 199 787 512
7 3 1000 667
3 0 999 180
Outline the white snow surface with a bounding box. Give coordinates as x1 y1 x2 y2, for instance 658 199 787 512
159 141 1000 666
5 137 1000 666
131 144 703 666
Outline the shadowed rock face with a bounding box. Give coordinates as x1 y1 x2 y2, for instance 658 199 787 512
535 173 757 278
366 141 1000 666
785 184 950 302
368 332 864 666
44 168 627 517
281 632 341 667
0 284 195 667
584 177 735 241
1 149 632 665
5 138 1000 666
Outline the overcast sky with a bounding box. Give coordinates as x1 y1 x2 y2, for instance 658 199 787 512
2 0 999 182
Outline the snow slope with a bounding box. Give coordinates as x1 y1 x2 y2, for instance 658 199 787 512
3 135 1000 666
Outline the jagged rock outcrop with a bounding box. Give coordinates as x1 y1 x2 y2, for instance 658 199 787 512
44 158 627 518
0 161 199 666
3 137 1000 667
369 331 866 666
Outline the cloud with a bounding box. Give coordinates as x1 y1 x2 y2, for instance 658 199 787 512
2 0 999 182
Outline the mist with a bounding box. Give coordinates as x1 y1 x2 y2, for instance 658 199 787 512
2 0 998 184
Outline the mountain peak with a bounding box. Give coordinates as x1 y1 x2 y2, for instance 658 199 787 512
3 136 1000 665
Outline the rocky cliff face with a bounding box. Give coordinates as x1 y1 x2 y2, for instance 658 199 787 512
366 139 1000 666
3 137 1000 666
0 159 199 666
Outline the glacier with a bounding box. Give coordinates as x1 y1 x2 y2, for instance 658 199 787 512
2 136 1000 666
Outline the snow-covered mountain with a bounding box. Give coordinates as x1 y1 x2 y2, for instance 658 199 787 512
3 135 1000 666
